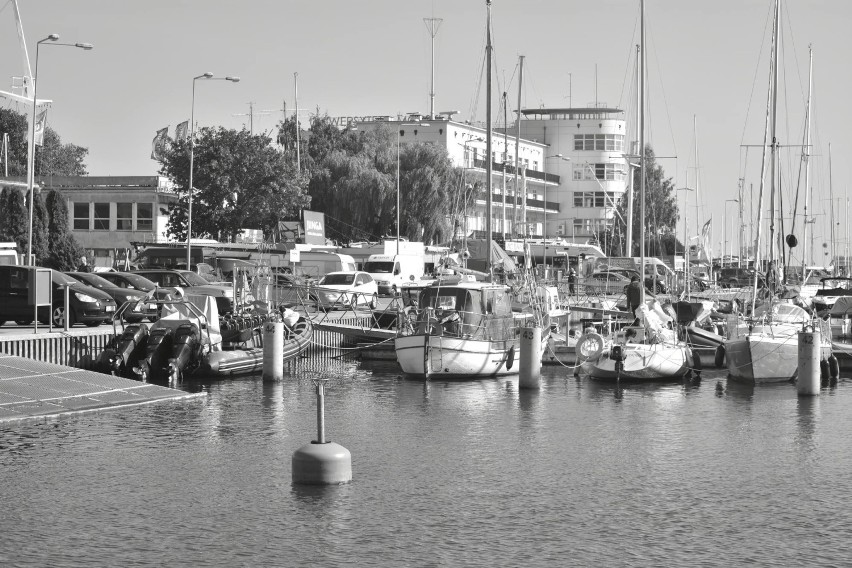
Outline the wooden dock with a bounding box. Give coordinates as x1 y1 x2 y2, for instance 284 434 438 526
0 354 202 424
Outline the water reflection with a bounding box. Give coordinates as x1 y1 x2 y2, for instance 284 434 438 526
795 396 819 453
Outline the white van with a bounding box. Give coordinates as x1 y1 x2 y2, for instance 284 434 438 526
0 243 20 266
290 251 356 280
363 254 425 295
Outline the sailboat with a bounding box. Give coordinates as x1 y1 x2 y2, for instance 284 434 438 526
724 0 834 384
394 0 549 379
577 0 695 381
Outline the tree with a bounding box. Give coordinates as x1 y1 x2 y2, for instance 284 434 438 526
0 187 29 254
0 109 88 176
43 190 83 271
29 192 49 262
158 127 310 242
613 145 680 256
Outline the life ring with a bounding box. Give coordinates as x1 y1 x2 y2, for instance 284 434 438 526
576 331 605 363
829 355 840 379
714 344 726 368
506 345 516 370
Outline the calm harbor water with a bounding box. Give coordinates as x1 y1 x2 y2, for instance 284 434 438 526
2 357 852 567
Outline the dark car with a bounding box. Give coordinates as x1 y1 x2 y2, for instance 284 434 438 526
96 271 173 301
0 266 117 327
133 268 235 314
718 267 764 289
66 272 159 323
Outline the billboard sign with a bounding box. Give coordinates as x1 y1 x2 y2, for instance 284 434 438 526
303 211 326 246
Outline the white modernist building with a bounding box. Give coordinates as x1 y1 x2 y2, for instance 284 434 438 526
356 106 627 247
511 107 628 243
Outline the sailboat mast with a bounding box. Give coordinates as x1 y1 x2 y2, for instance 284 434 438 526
514 56 524 239
829 143 835 275
750 0 778 312
801 45 813 283
625 43 638 257
768 0 780 270
485 0 493 282
639 0 646 304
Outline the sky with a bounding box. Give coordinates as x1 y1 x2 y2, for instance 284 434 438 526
2 0 850 264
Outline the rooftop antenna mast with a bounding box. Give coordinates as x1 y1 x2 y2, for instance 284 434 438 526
232 102 273 135
424 17 443 118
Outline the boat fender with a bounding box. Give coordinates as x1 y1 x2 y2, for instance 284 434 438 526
691 348 702 373
829 355 840 379
820 359 829 379
714 344 726 368
576 331 605 363
506 345 515 370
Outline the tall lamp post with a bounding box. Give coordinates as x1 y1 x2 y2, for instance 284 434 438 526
26 34 93 265
186 73 240 267
724 198 739 267
396 122 429 256
544 154 569 275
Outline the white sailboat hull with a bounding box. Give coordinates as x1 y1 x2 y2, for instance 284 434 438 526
395 334 521 379
580 343 692 381
725 332 831 384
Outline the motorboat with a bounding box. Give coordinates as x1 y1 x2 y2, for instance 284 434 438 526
394 275 549 378
96 293 312 380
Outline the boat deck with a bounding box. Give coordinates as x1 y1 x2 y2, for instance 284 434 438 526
0 354 202 424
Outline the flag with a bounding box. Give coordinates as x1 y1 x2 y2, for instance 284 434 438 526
150 126 168 160
699 218 713 263
34 110 48 146
175 120 189 142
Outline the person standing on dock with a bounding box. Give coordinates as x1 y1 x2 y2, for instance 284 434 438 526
625 275 642 317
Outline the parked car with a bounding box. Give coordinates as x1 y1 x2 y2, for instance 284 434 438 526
718 267 765 289
66 271 158 323
96 271 173 302
132 268 235 314
585 271 633 294
309 271 378 310
590 268 667 294
0 266 117 327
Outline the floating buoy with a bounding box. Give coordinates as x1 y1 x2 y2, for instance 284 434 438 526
292 379 352 485
714 344 726 368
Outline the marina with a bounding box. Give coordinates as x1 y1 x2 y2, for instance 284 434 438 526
3 0 852 563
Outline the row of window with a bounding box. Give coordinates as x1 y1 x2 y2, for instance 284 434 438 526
574 134 624 152
573 218 611 233
573 191 618 208
73 202 154 231
573 163 625 181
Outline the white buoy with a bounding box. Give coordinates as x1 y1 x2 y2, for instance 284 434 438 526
519 326 541 389
262 321 284 381
797 328 820 396
292 379 352 485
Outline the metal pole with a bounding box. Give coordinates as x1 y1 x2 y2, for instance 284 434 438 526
397 129 400 255
315 379 326 444
187 77 199 268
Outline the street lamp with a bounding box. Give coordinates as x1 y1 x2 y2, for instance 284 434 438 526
186 73 240 267
397 122 429 256
725 199 739 267
26 34 93 265
544 154 569 275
